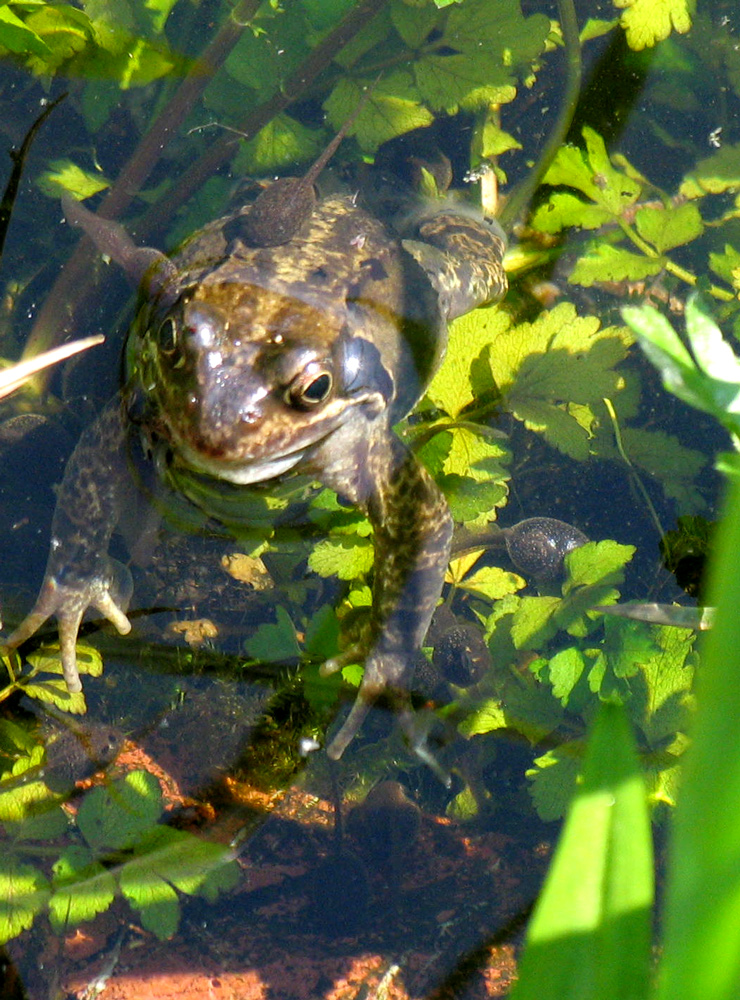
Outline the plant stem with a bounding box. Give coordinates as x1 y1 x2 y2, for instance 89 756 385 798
498 0 582 233
618 218 735 302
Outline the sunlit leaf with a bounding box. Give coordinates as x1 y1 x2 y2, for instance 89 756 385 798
324 74 433 152
614 0 691 50
634 201 703 253
0 857 49 945
308 535 374 581
570 244 666 286
36 158 110 200
49 846 116 931
77 771 162 852
0 5 50 55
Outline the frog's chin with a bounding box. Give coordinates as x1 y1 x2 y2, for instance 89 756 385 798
177 443 307 485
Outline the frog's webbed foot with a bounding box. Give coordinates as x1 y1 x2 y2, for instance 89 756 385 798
2 562 132 693
321 647 407 761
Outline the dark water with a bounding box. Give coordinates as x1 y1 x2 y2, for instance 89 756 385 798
0 1 733 996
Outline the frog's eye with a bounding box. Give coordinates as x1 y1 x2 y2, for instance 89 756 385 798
285 366 333 409
157 317 179 355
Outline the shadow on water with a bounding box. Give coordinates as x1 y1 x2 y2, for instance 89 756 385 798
0 0 732 995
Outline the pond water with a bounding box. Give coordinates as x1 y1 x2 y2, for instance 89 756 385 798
0 0 733 996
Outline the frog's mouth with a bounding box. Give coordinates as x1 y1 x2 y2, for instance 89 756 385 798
165 389 383 486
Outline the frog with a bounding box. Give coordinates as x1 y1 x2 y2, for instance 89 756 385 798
2 135 507 762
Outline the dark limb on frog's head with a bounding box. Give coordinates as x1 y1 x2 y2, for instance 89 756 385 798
239 80 377 248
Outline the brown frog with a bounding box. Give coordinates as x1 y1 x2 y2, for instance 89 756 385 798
2 134 507 760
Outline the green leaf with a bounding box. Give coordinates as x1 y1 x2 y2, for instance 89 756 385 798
531 192 612 234
456 564 524 602
511 596 561 649
49 847 116 931
564 540 636 591
308 535 374 581
0 5 50 55
543 127 642 216
324 74 433 153
37 158 110 200
117 825 239 939
232 113 324 176
244 606 301 662
570 244 666 286
548 647 586 705
622 298 740 442
634 201 703 253
77 770 162 852
458 696 507 737
614 0 692 51
526 744 582 821
680 143 740 199
0 857 49 944
631 625 695 745
303 604 340 660
427 305 510 417
619 426 707 510
441 473 508 524
512 703 653 1000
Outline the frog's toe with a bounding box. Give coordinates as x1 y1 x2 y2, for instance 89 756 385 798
325 651 408 760
3 572 132 694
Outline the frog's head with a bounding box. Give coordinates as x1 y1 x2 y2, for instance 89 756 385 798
137 279 391 484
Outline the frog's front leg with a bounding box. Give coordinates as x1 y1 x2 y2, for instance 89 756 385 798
321 435 453 760
2 399 133 692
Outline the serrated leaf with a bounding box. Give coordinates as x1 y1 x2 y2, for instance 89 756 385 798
531 192 612 234
0 857 49 944
526 744 582 821
631 625 695 745
324 74 433 153
21 679 87 714
414 51 511 114
548 647 586 705
614 0 691 50
49 847 116 931
390 1 440 48
244 605 301 662
570 243 666 286
458 697 507 737
543 127 642 215
308 534 374 581
620 426 706 510
442 473 508 524
232 114 325 176
634 201 703 253
458 564 524 602
603 615 659 680
427 303 510 417
511 596 561 649
37 159 109 200
564 540 635 591
77 770 162 852
680 143 740 200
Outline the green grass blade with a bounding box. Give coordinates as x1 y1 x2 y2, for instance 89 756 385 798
510 702 653 1000
658 473 740 1000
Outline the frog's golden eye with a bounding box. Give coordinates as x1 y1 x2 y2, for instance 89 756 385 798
285 368 333 409
157 317 178 355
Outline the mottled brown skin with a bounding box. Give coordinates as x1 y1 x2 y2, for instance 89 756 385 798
3 169 507 760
